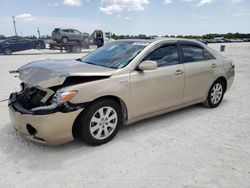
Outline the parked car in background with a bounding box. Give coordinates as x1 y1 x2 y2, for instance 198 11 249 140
196 39 207 45
0 37 45 55
52 28 89 43
8 38 235 146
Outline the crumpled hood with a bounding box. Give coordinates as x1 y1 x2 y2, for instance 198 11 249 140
18 59 116 88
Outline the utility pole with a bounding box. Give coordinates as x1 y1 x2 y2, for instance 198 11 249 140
37 27 40 39
12 16 17 36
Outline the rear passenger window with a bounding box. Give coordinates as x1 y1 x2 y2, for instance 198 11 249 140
203 49 215 60
145 44 179 67
73 30 81 34
181 45 205 63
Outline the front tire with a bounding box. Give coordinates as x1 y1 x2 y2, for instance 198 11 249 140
74 99 123 146
61 37 68 44
203 80 225 108
4 48 12 55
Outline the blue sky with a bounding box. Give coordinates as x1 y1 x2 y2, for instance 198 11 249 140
0 0 249 37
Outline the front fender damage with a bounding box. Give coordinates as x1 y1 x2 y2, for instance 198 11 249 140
10 61 111 115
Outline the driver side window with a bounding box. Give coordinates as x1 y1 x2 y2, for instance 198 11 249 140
145 44 180 67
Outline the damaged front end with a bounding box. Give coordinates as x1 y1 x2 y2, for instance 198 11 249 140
8 83 86 145
8 58 115 144
9 59 114 114
9 83 85 115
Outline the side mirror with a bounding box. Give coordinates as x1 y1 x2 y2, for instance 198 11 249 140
138 60 157 71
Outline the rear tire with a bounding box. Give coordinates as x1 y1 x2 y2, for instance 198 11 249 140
73 46 81 53
203 80 225 108
74 99 123 146
83 37 89 43
36 44 41 50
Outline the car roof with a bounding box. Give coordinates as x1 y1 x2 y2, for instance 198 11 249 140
62 28 79 30
117 38 205 46
117 39 155 43
2 36 22 41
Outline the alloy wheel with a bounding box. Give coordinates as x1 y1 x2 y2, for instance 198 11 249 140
89 106 118 140
210 83 223 104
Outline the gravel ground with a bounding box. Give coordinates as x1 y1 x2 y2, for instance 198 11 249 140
0 43 249 188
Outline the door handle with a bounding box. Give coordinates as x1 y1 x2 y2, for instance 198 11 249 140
211 63 217 68
175 70 183 75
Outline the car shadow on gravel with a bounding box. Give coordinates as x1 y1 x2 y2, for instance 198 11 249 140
0 102 226 171
0 123 93 170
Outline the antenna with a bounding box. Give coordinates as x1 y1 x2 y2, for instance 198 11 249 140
12 16 17 36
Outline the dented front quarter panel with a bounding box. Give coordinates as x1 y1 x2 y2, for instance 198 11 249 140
61 69 133 121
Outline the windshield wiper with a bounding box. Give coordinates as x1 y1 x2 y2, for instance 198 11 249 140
83 61 97 66
82 61 117 69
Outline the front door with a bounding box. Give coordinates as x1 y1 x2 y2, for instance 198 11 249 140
130 43 184 118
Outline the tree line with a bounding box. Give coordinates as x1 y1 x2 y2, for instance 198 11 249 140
112 32 250 40
1 32 250 40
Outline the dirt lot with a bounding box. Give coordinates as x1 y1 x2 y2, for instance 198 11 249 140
0 43 249 188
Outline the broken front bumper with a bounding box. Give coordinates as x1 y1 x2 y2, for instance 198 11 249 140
8 93 82 145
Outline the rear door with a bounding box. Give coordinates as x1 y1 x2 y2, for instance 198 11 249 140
21 39 34 50
73 30 81 40
9 39 25 52
180 41 217 103
130 42 185 117
62 29 71 40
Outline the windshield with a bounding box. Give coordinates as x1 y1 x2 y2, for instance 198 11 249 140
81 41 150 69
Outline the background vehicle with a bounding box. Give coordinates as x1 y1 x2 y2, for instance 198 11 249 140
0 37 45 55
8 39 235 146
48 40 89 53
48 29 105 53
52 28 90 44
90 30 104 48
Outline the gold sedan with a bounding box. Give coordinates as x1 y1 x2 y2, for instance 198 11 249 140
8 38 235 145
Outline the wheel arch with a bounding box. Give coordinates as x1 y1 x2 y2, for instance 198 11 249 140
3 47 12 55
203 76 227 108
61 36 68 42
204 76 228 103
215 76 227 92
72 95 128 139
90 95 128 123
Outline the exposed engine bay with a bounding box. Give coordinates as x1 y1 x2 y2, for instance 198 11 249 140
8 58 114 115
10 83 85 115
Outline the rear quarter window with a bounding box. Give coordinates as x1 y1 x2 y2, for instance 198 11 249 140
72 30 80 34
